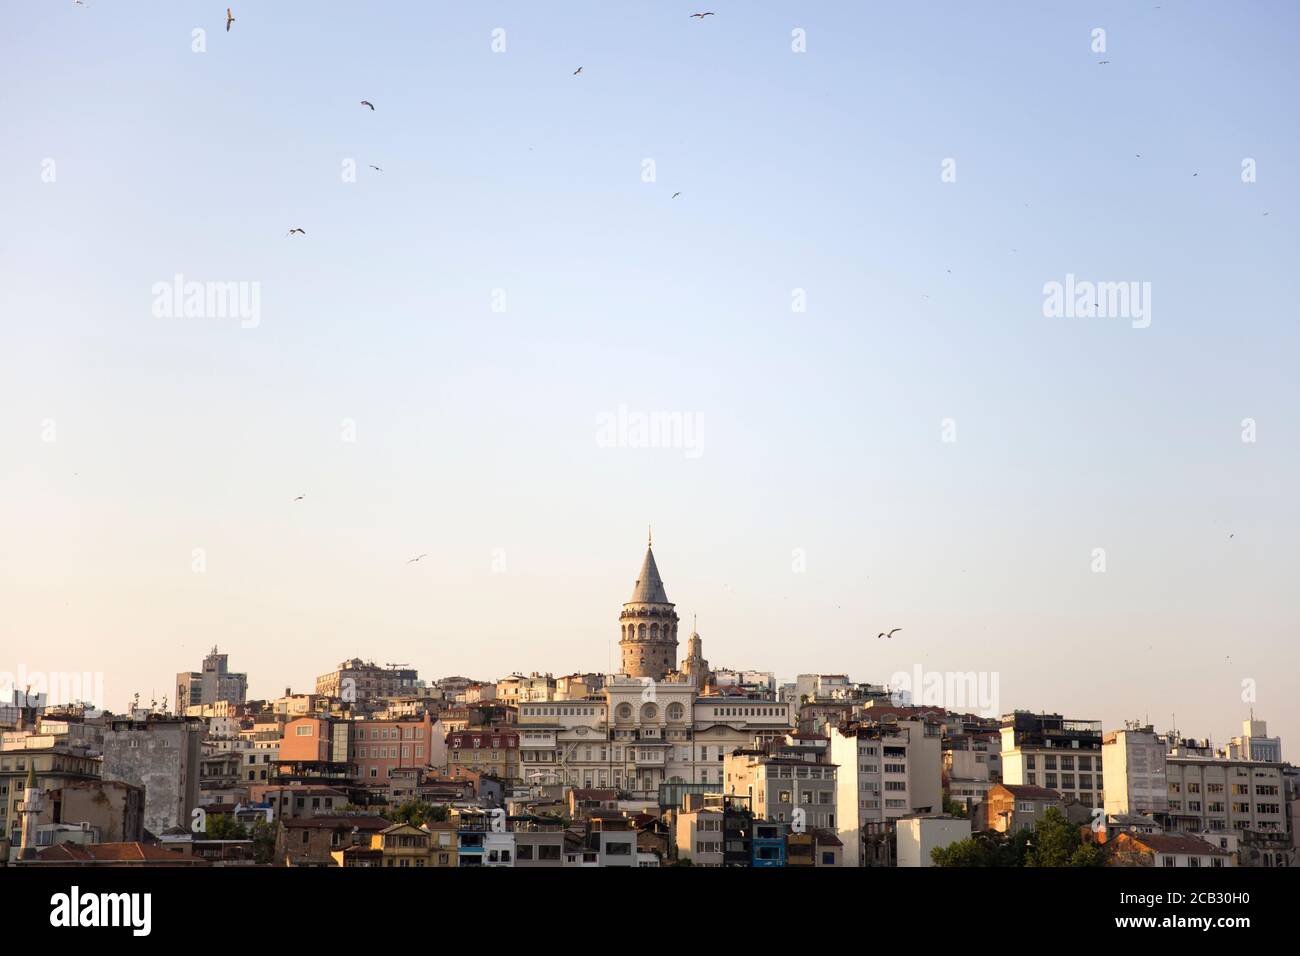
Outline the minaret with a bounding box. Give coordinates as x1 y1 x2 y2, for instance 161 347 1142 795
16 765 46 861
619 531 680 680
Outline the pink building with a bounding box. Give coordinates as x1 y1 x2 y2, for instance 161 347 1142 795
352 714 437 781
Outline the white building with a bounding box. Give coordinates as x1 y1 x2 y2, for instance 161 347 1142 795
896 816 971 867
830 717 944 867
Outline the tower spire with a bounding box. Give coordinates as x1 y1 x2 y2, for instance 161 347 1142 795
648 524 652 548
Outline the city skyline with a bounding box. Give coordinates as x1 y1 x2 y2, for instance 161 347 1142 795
3 2 1297 752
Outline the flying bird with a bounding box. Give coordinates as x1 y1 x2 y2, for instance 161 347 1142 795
1098 60 1110 65
407 554 428 563
226 8 235 31
672 191 681 199
573 67 583 75
691 11 715 18
369 165 383 172
286 228 306 236
360 100 375 111
877 628 902 639
293 495 305 501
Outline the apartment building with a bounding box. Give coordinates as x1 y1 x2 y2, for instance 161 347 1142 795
314 659 419 711
1102 723 1170 818
1 733 101 848
1166 741 1288 838
1000 711 1104 810
101 714 204 837
724 743 837 831
943 730 1002 811
830 717 943 866
352 714 437 781
447 729 520 781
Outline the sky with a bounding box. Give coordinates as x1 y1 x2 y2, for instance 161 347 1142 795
1 2 1296 751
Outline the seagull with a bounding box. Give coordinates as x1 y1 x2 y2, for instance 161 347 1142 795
293 495 305 501
690 11 715 18
369 165 383 172
1098 60 1110 65
360 100 375 111
1192 172 1198 177
877 628 902 639
407 554 428 563
286 228 306 236
573 67 583 75
1229 533 1234 538
671 191 681 199
226 8 235 31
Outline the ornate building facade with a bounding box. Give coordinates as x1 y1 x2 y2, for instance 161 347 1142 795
513 537 793 797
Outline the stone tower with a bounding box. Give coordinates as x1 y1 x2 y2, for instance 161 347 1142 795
680 616 710 688
619 533 679 679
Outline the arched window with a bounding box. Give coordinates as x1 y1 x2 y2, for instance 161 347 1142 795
638 623 646 640
650 623 659 639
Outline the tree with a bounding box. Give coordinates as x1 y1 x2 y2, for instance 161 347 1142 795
387 800 449 827
205 815 248 840
931 828 1029 867
250 819 277 864
1024 807 1105 867
942 796 968 818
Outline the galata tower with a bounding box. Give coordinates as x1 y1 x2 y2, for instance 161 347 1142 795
619 531 680 679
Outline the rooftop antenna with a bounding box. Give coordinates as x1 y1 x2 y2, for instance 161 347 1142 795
648 525 652 548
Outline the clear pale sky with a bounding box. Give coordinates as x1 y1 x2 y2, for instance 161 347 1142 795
1 2 1296 750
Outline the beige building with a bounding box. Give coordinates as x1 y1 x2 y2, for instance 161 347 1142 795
724 745 837 831
675 794 726 866
1000 711 1104 811
1166 742 1287 838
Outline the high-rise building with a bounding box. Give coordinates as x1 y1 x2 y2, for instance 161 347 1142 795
175 646 248 713
830 716 943 866
1102 723 1169 818
999 711 1104 810
101 714 204 836
1227 716 1282 763
314 659 418 711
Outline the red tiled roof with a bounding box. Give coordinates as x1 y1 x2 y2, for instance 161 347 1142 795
280 815 390 830
995 784 1064 801
1124 833 1229 856
33 842 205 864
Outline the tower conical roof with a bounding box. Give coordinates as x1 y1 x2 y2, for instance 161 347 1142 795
628 545 670 604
